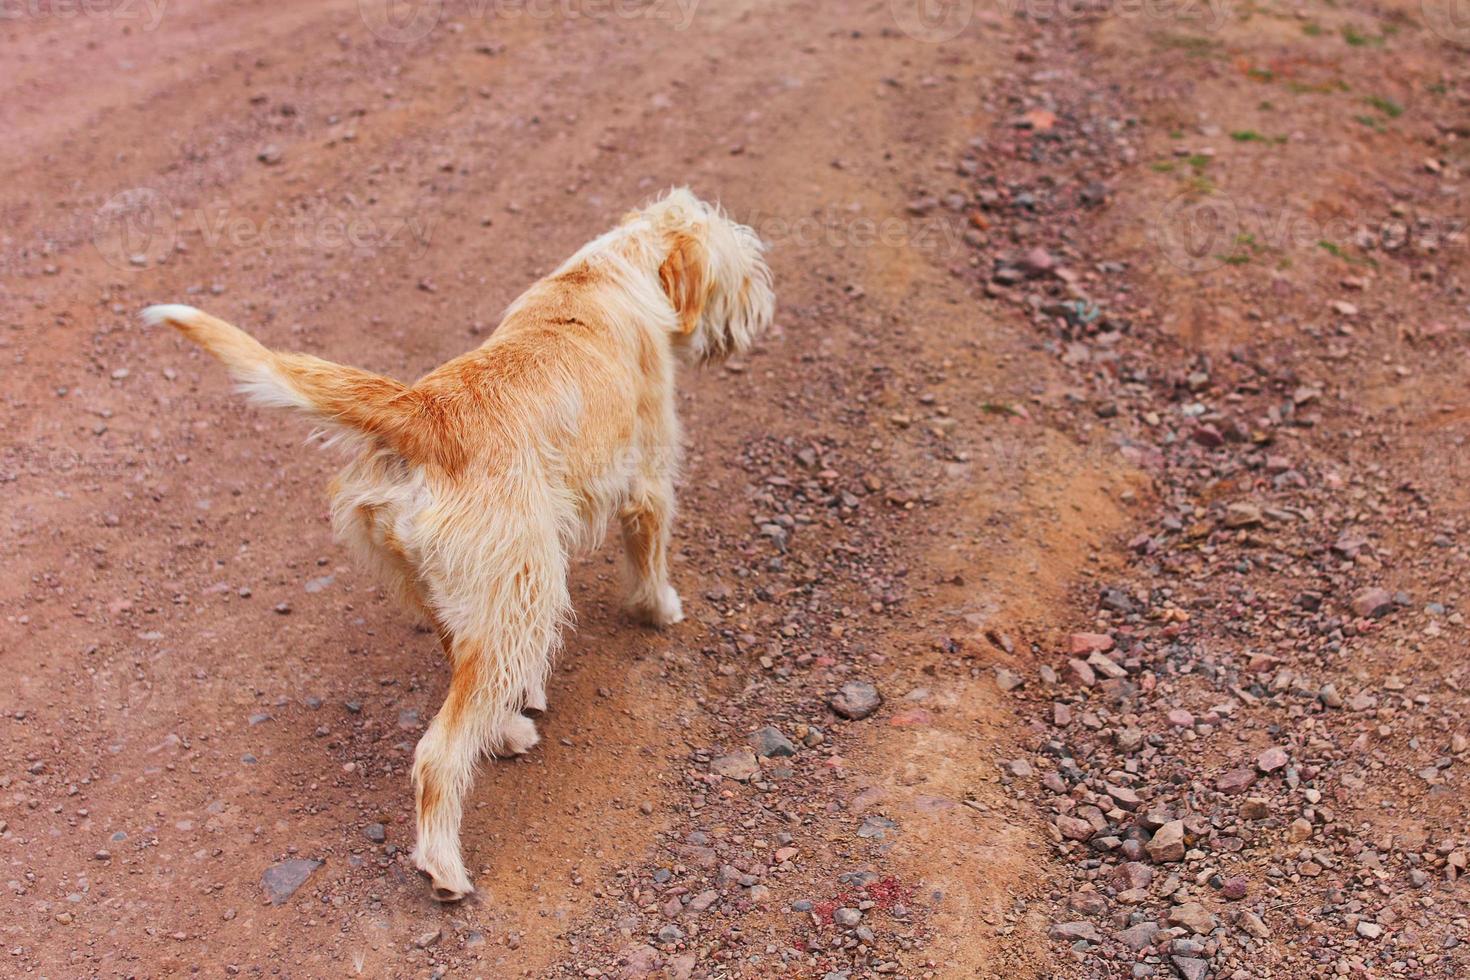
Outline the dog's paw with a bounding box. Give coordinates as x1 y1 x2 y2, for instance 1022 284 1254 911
629 584 683 627
499 713 540 756
413 848 475 903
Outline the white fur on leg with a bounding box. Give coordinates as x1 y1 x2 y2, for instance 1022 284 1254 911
523 681 547 716
498 713 540 756
412 840 474 902
627 580 684 627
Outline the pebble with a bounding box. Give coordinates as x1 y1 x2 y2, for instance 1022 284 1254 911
1166 903 1216 935
1146 821 1186 863
1048 920 1101 943
1255 747 1288 772
1351 587 1395 619
828 681 883 720
261 859 322 906
709 749 760 782
748 726 796 758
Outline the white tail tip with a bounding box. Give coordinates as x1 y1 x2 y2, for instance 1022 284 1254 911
141 303 202 329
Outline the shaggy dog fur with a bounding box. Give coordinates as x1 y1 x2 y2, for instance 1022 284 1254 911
143 189 774 900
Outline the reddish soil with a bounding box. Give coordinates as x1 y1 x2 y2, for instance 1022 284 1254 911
3 0 1469 978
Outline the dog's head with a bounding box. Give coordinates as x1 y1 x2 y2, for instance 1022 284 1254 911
632 188 774 364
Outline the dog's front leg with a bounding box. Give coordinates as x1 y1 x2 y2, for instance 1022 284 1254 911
619 476 683 627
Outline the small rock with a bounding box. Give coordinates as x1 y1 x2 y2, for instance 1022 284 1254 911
1069 632 1114 655
1216 768 1256 795
748 726 796 758
833 907 862 927
1066 658 1096 687
1239 797 1271 820
1048 920 1101 943
1057 815 1095 842
857 815 898 840
1256 747 1288 773
1351 587 1394 619
1118 921 1160 951
1239 911 1271 938
1113 862 1154 891
363 823 386 844
261 859 322 906
257 144 284 165
710 749 760 782
994 668 1024 692
1167 902 1217 935
1147 820 1186 863
1172 956 1210 980
828 681 882 720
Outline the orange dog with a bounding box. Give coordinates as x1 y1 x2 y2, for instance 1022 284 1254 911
144 189 774 901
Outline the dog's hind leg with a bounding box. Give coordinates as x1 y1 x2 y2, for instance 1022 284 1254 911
410 519 567 902
619 473 683 627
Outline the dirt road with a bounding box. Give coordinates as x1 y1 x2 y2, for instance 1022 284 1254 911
3 0 1469 977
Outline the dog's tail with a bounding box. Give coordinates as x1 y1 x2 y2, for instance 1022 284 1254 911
143 304 453 466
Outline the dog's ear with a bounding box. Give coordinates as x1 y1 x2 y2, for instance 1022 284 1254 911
657 231 706 335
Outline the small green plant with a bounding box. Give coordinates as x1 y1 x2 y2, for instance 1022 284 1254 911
1152 33 1223 56
1151 161 1176 172
1341 26 1384 46
1287 79 1349 96
1317 240 1377 267
1364 95 1403 118
1302 22 1324 36
1185 153 1212 172
1231 130 1266 141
